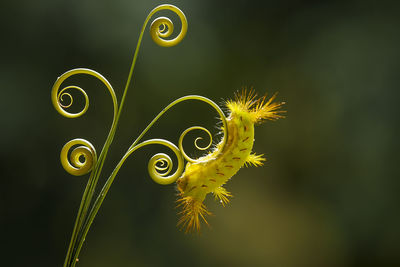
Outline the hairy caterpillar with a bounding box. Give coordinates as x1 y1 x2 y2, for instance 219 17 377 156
176 90 285 232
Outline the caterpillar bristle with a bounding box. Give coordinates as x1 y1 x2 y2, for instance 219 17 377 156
252 92 285 123
213 187 232 207
226 89 285 123
177 195 211 233
234 88 258 110
244 153 266 167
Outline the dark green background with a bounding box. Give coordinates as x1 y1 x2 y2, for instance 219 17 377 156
1 0 399 266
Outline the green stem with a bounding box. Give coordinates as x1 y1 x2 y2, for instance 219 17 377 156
65 8 153 267
64 133 118 266
62 171 95 267
62 4 188 266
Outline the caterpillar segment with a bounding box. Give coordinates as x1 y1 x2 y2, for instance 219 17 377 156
176 90 284 232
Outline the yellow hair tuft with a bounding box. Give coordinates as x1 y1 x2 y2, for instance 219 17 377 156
213 187 232 207
245 153 266 167
176 195 211 233
225 89 285 123
252 92 285 123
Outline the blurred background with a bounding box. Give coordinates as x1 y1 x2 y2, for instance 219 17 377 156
1 0 399 266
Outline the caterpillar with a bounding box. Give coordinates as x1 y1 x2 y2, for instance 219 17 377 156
176 90 285 232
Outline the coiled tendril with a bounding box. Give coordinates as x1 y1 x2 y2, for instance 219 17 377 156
178 126 213 163
60 139 97 176
51 68 118 120
135 139 184 185
147 4 187 47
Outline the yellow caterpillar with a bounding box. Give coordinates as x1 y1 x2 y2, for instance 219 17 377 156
176 90 284 232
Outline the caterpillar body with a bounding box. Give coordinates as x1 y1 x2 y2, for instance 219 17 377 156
176 90 284 232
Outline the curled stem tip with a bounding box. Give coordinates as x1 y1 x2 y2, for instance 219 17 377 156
60 139 97 176
179 126 213 163
51 68 118 120
148 4 188 47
